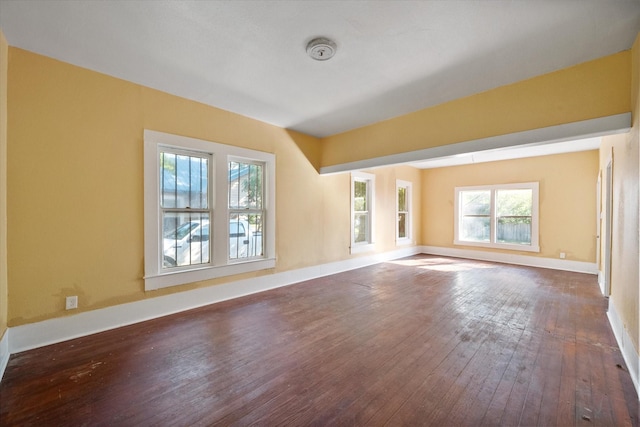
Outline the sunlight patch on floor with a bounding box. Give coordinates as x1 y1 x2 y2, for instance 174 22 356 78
390 257 497 272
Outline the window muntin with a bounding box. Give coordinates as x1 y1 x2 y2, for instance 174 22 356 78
351 172 375 253
396 180 412 244
454 182 539 252
144 130 276 291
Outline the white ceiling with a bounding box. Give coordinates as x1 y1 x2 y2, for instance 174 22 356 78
0 1 638 170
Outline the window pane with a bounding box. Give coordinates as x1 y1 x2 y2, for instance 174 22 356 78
496 189 532 216
459 190 490 242
354 213 369 243
354 181 367 211
398 213 407 238
461 216 490 242
398 187 406 211
461 190 490 215
497 217 531 245
161 152 176 208
162 212 210 268
496 189 532 245
229 213 264 260
160 152 208 209
188 156 208 209
229 161 263 210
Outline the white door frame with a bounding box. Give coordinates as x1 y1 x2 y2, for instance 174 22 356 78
596 172 601 269
602 155 613 296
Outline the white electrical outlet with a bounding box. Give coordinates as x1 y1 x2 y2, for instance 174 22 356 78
560 252 566 259
65 295 78 310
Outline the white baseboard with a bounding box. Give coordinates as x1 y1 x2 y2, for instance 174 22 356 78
6 245 422 356
597 270 610 296
607 298 640 399
0 330 9 381
598 270 604 294
421 246 598 275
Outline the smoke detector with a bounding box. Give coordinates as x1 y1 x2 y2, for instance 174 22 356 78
306 37 337 61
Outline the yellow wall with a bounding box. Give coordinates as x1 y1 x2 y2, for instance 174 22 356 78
0 30 8 340
6 48 421 327
602 33 640 355
422 150 599 262
321 52 631 169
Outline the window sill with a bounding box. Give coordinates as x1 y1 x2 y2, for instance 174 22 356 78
144 258 276 291
453 240 540 253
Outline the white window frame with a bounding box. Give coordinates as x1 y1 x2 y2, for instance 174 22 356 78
396 180 412 245
454 182 539 252
144 130 276 290
350 171 375 254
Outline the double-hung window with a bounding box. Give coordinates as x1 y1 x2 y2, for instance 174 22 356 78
144 130 275 290
396 180 412 245
351 172 375 253
454 182 539 252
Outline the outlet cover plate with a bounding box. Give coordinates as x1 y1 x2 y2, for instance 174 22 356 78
65 296 78 310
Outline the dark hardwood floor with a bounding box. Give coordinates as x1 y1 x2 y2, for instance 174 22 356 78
1 255 638 426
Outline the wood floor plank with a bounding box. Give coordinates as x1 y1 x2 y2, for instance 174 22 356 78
555 341 577 426
1 255 637 426
240 274 484 422
590 343 618 425
531 329 567 425
362 302 492 424
388 280 526 425
604 345 636 427
448 333 518 425
480 329 541 426
424 324 524 426
386 325 492 425
317 292 489 425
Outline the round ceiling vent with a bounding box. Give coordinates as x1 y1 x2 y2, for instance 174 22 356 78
306 37 337 61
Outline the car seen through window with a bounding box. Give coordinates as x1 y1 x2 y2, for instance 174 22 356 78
163 220 260 268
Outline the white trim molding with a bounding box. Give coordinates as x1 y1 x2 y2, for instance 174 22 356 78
0 330 9 381
454 182 540 253
143 130 277 291
421 246 598 274
607 298 640 399
350 171 376 254
598 270 605 295
396 179 412 246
